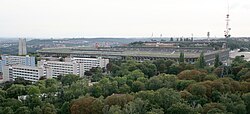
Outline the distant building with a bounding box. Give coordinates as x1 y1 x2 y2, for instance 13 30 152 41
18 38 27 55
38 60 84 78
38 57 109 78
0 57 109 83
0 55 36 72
144 42 177 47
65 57 109 71
3 65 45 82
38 46 229 65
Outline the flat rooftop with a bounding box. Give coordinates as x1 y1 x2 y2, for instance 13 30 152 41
38 47 228 58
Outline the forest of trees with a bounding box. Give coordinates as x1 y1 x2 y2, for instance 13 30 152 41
0 54 250 114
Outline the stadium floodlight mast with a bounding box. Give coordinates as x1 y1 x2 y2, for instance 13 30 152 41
224 0 231 39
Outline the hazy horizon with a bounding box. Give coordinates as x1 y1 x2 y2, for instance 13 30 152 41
0 0 249 38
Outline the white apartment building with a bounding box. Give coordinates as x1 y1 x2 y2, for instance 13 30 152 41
65 57 109 71
38 60 85 78
3 65 45 82
0 55 36 72
1 57 109 83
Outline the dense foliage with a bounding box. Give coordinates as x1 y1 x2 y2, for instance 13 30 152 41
227 38 250 50
0 56 250 114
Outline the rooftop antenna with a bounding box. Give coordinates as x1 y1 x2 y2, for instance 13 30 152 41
224 0 231 39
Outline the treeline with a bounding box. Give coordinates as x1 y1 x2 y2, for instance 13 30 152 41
0 45 41 55
0 56 250 114
227 39 250 50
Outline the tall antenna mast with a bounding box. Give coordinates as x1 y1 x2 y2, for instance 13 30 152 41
224 0 231 38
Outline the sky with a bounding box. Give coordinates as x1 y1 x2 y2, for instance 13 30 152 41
0 0 249 38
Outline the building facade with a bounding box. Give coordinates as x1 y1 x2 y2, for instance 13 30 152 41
65 57 109 71
3 65 45 82
0 55 36 72
38 60 84 78
1 57 109 83
38 47 229 65
19 38 27 55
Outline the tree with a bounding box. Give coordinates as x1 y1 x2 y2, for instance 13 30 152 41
147 76 163 90
90 97 104 114
214 54 220 68
177 70 207 82
1 98 23 111
202 103 226 114
147 108 164 114
106 63 113 74
153 60 174 74
45 78 58 88
153 59 166 74
0 89 6 98
187 84 207 96
3 107 14 114
88 67 104 82
32 106 42 114
139 61 157 78
70 96 96 114
63 80 88 101
219 93 246 114
232 56 247 67
136 88 181 112
42 103 57 114
132 81 145 92
92 73 104 82
60 102 70 114
176 80 196 91
204 74 218 81
118 84 131 94
179 52 185 63
27 85 40 95
89 84 102 98
105 94 134 108
61 74 80 86
106 105 123 114
15 106 31 114
25 95 43 109
99 78 118 97
6 84 27 98
167 103 195 114
242 93 250 113
14 77 31 85
123 98 149 114
146 74 177 90
197 52 206 69
127 70 145 81
155 88 182 112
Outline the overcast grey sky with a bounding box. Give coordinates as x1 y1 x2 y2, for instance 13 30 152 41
0 0 249 38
